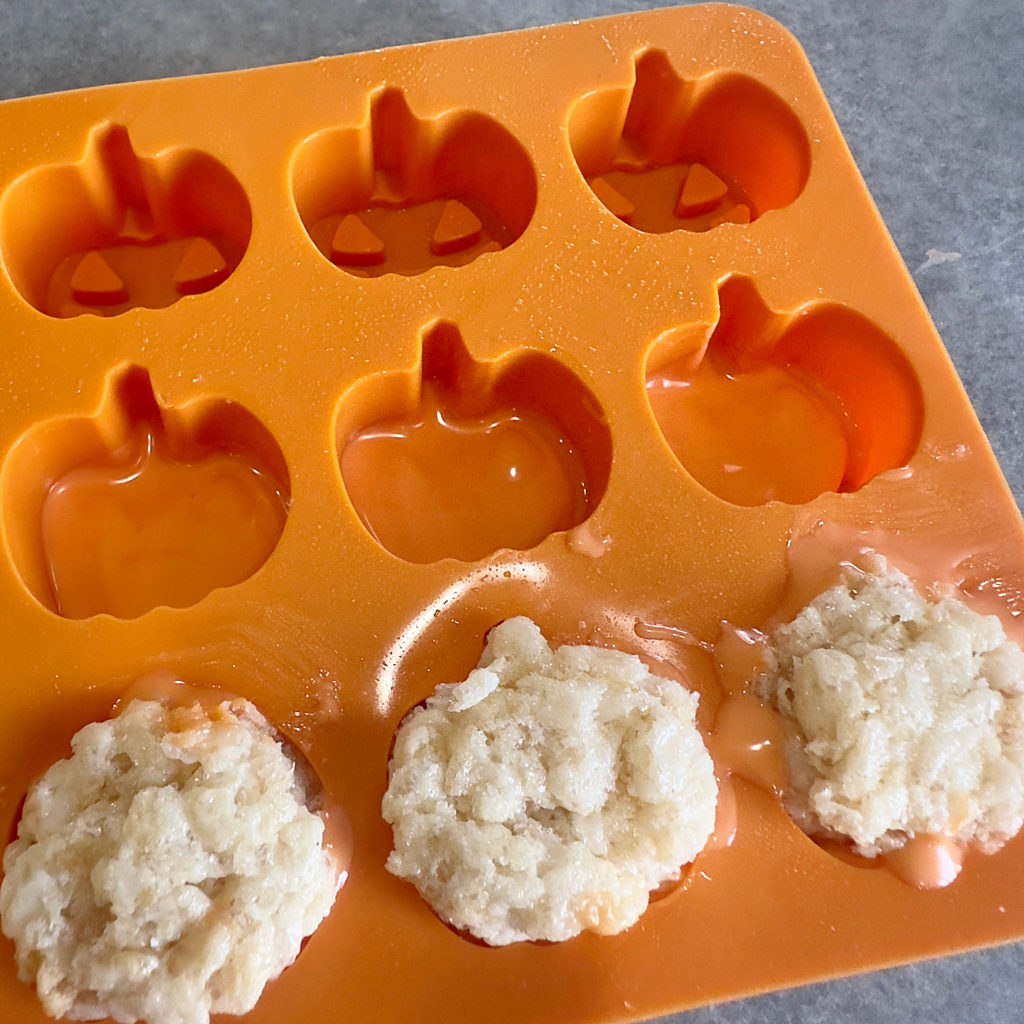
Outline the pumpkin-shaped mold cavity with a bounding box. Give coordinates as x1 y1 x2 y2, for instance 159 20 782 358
291 89 537 278
1 366 289 618
0 124 252 318
334 321 612 563
569 50 810 233
645 276 924 506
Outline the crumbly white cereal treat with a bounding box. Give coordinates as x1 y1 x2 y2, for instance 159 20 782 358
381 616 717 946
0 697 339 1024
756 562 1024 857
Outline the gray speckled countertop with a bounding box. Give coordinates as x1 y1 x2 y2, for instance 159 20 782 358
1 1 1022 1022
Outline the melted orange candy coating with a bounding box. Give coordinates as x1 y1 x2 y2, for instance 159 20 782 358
341 388 590 563
647 358 849 506
41 429 287 619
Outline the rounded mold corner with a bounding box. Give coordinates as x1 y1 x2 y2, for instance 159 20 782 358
0 364 290 619
568 49 810 234
333 320 612 564
0 123 252 318
762 808 962 893
290 87 538 278
644 275 925 507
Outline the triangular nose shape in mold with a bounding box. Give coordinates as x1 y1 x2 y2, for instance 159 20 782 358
69 251 128 306
172 237 230 295
430 200 483 256
330 214 386 267
675 163 728 218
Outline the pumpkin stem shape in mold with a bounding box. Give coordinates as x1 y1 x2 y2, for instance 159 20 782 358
0 123 251 317
569 50 810 233
1 366 289 619
645 277 924 506
292 88 537 277
337 323 612 563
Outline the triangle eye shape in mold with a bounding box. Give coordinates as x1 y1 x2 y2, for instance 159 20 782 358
335 322 612 563
0 124 251 317
1 366 289 619
569 50 810 233
292 89 537 278
645 277 924 506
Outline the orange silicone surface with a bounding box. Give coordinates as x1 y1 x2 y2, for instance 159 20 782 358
1 5 1023 1024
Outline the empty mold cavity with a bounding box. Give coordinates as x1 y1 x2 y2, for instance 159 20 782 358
645 277 924 506
569 51 810 233
292 89 537 277
336 322 611 562
1 366 289 618
0 124 251 317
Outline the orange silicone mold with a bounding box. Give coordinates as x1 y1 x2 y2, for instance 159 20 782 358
1 6 1023 1024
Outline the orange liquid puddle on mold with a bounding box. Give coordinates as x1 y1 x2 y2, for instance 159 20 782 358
782 514 1020 629
565 519 610 558
709 634 969 890
116 671 234 714
884 834 964 890
341 386 590 563
706 773 740 851
707 692 787 796
713 623 770 696
707 521 1018 891
41 428 287 619
647 356 848 506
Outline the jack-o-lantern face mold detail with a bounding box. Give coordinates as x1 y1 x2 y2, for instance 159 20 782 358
291 89 537 278
335 321 612 563
569 50 810 234
1 365 289 619
0 124 251 318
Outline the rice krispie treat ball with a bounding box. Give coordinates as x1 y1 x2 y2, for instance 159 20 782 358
0 696 339 1024
382 616 717 946
756 562 1024 857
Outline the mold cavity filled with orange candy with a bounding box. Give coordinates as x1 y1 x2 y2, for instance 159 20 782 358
646 277 924 505
292 88 537 277
569 50 810 233
2 366 289 619
0 124 251 318
337 322 611 563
